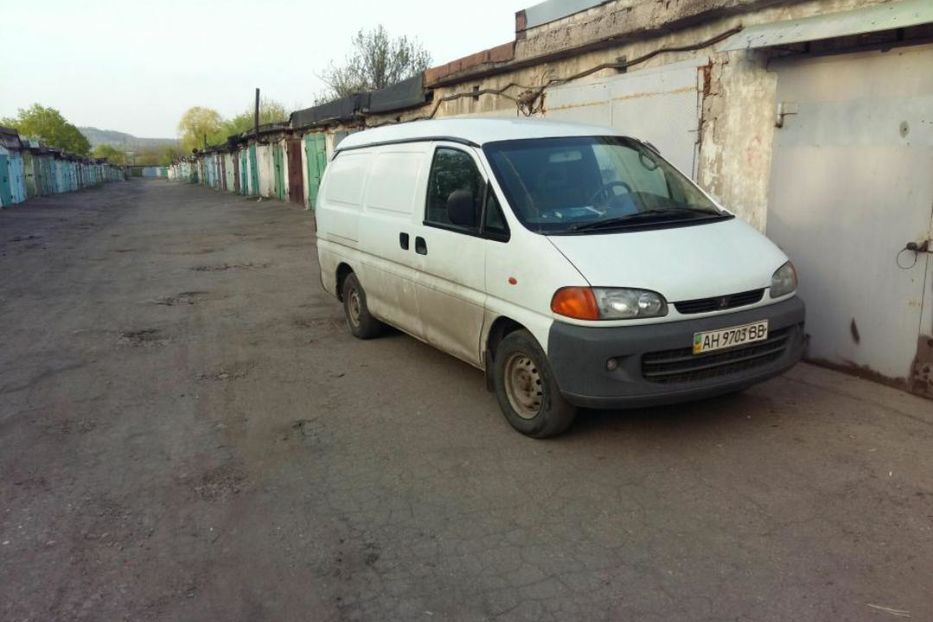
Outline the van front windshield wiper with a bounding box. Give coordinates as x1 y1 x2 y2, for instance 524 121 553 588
570 208 722 232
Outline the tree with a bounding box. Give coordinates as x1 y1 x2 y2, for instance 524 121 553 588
2 104 91 155
319 25 431 100
222 97 288 137
156 146 184 166
176 106 224 154
91 144 127 165
132 145 184 167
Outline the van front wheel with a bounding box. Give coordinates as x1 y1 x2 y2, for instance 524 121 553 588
341 273 383 339
493 330 576 438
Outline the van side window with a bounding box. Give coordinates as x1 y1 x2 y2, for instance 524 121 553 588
425 148 483 231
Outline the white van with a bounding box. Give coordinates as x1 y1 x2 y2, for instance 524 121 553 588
315 119 805 437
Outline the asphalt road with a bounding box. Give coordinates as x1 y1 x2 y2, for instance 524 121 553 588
1 179 931 622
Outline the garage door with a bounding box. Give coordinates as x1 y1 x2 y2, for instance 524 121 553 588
545 60 701 177
766 44 933 394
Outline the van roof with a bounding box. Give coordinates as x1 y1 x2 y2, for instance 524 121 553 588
334 118 625 151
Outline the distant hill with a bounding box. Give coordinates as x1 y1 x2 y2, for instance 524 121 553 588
79 127 178 150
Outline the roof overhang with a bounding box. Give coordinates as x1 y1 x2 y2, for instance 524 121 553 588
521 0 612 30
719 0 933 51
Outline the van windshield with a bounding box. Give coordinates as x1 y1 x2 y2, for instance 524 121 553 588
483 136 730 235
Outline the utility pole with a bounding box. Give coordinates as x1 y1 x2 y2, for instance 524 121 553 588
254 88 260 138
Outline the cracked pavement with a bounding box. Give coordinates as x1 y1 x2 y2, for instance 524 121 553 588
1 180 931 621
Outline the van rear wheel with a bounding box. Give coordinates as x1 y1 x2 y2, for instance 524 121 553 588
493 330 576 438
341 273 383 339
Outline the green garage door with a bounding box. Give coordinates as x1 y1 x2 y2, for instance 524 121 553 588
0 155 12 207
304 133 326 210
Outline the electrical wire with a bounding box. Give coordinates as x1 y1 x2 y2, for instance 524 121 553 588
365 25 744 126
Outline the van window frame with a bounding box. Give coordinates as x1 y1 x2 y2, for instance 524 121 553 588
423 144 510 243
482 135 731 236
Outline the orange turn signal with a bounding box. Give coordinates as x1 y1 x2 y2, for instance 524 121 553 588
550 287 599 320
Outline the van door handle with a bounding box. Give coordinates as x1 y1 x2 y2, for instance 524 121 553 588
415 236 427 255
399 232 409 250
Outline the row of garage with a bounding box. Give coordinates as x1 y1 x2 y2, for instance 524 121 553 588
167 0 933 399
167 125 329 211
0 127 124 208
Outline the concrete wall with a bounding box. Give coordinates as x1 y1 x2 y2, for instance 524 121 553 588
351 0 896 230
168 0 923 230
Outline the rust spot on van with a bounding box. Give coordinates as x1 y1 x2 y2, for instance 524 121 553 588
508 277 518 285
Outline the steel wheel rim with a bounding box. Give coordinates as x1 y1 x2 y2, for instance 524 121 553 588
347 288 362 327
504 353 543 420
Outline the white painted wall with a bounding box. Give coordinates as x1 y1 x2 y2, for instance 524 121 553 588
546 60 702 177
766 43 933 382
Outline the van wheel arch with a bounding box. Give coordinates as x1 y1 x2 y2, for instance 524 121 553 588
493 329 576 438
484 316 525 391
335 263 354 301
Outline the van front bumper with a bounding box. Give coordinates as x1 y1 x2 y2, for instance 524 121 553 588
546 297 806 409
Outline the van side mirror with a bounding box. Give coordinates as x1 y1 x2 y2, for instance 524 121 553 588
447 189 476 228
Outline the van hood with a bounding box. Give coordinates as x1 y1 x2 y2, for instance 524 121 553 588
546 217 788 302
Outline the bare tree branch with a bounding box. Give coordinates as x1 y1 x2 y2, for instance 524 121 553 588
318 25 432 101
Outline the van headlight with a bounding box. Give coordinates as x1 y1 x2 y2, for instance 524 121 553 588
551 287 668 320
770 261 797 298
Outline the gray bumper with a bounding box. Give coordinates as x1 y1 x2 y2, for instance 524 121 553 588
547 297 806 409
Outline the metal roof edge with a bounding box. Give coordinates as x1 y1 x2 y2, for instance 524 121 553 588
719 0 933 51
521 0 613 30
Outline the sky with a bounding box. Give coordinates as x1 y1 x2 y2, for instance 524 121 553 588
0 0 529 138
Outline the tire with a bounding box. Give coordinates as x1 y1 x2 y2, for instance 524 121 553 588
493 329 576 438
341 272 383 339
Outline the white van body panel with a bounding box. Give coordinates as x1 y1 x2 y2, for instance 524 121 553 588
357 146 429 338
472 145 591 355
546 217 789 315
317 119 802 390
483 231 589 353
405 143 488 365
317 144 432 340
335 118 626 152
317 238 346 297
316 150 368 246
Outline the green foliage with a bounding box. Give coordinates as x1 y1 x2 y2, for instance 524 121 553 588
2 104 91 155
156 146 184 166
91 144 127 165
173 99 288 154
177 106 225 154
119 145 185 167
223 98 288 137
319 25 431 100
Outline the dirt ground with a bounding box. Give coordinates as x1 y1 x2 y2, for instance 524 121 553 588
1 179 931 622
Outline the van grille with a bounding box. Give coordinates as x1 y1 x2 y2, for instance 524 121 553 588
641 327 790 384
674 289 764 314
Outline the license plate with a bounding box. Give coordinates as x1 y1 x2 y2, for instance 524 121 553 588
693 320 768 354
